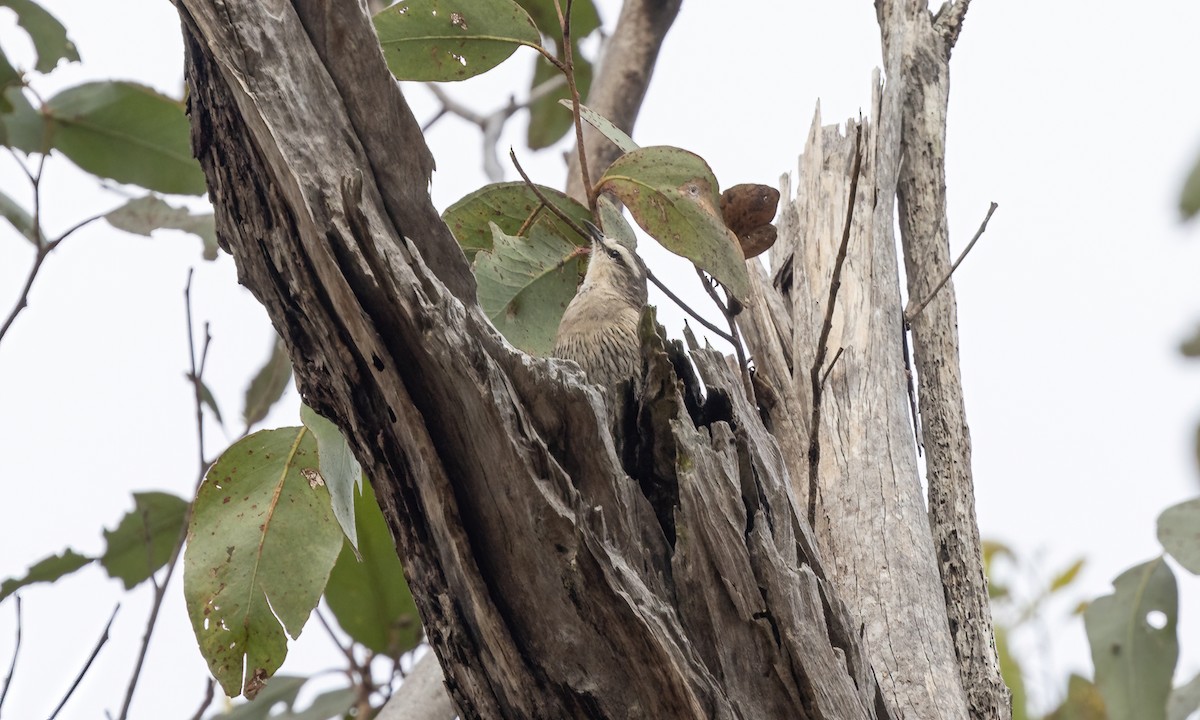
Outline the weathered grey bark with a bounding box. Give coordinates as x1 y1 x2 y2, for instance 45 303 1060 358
564 0 681 201
175 0 897 717
740 91 968 720
880 2 1010 718
739 2 1005 719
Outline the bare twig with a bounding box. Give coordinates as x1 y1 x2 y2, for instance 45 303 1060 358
900 321 923 453
424 72 567 182
904 201 997 323
0 208 108 347
695 268 753 398
315 607 357 669
49 604 120 720
818 347 844 388
807 124 863 524
645 269 733 344
187 679 216 720
116 270 211 720
509 149 590 239
0 595 22 714
556 0 595 212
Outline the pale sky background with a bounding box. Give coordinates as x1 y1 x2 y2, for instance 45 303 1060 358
1 1 1199 718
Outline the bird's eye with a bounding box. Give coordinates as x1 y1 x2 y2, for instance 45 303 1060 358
606 247 622 261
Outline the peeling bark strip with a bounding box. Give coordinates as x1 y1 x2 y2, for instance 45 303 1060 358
879 2 1010 718
176 0 895 716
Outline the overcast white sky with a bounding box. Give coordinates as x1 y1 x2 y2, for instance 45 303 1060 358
2 1 1199 718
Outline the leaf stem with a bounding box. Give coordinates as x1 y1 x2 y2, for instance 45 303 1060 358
554 0 594 212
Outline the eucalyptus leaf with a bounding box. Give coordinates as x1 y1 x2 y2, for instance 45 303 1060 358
183 428 344 699
243 333 292 431
300 403 363 551
325 476 422 656
375 0 541 82
0 0 79 72
0 548 91 602
1085 557 1178 720
597 146 749 301
0 86 47 154
475 222 584 355
105 194 218 260
100 491 189 589
442 181 590 261
1168 672 1200 720
0 187 35 243
1182 151 1200 220
207 675 307 720
563 100 638 153
43 81 206 195
1157 497 1200 574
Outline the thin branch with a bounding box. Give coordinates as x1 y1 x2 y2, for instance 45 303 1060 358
901 321 923 453
557 0 595 213
904 201 997 323
48 603 120 720
116 270 211 720
0 209 107 348
315 607 357 669
0 595 22 714
695 268 753 398
818 347 844 388
186 679 215 720
645 269 733 344
807 124 863 525
508 148 590 240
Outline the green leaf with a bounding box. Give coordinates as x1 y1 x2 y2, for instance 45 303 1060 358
104 194 218 260
300 404 363 551
0 187 35 243
475 221 585 355
208 675 307 720
183 428 344 699
287 687 357 720
1182 151 1200 220
0 50 18 113
242 333 292 431
994 626 1027 720
0 548 92 602
99 492 189 590
1169 672 1200 720
0 0 79 72
442 180 590 262
1050 557 1086 593
596 192 636 250
325 477 422 657
563 100 639 154
526 46 591 150
514 0 600 40
597 146 749 301
0 86 48 154
1181 325 1200 358
1085 557 1178 720
1157 497 1200 574
43 81 206 195
374 0 541 82
198 379 224 427
1045 674 1109 720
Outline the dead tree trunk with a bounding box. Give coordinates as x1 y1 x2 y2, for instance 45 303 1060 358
173 0 1001 717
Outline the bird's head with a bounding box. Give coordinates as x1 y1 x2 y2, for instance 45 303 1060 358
580 221 648 307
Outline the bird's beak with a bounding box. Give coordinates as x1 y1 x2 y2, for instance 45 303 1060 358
583 220 604 246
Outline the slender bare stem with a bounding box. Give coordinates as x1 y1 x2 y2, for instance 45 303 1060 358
807 124 863 524
186 679 215 720
645 269 732 344
694 268 753 397
116 271 211 720
904 201 998 322
555 0 595 212
509 149 591 240
819 347 844 388
49 604 120 720
0 595 22 714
